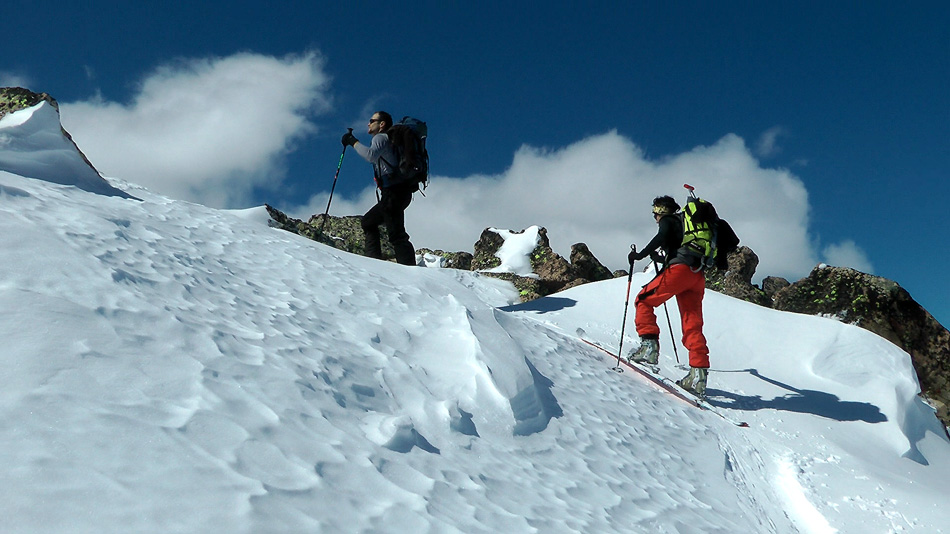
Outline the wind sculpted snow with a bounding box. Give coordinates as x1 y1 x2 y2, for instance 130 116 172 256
0 101 131 198
1 103 949 533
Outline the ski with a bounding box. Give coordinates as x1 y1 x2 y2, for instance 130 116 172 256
580 339 750 428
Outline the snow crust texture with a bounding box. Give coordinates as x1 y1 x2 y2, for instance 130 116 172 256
1 102 949 533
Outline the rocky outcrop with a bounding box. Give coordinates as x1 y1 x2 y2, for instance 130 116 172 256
704 247 771 307
521 227 576 295
470 227 615 299
773 266 950 422
417 249 473 270
265 208 618 300
0 87 57 119
470 228 507 271
762 276 791 300
571 243 614 284
265 206 390 259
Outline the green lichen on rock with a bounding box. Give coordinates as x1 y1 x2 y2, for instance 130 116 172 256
471 229 505 271
529 246 549 271
0 87 57 120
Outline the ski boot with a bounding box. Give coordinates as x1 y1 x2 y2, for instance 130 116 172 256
677 367 708 398
626 336 659 372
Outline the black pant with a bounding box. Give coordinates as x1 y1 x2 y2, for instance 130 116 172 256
361 185 416 265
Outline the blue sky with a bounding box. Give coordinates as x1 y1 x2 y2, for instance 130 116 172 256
3 1 948 326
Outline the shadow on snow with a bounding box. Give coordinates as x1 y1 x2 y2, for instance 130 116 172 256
707 368 887 424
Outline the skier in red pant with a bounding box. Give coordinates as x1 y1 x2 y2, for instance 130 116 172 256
626 195 709 397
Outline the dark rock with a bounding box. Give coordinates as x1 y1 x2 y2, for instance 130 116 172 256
471 228 506 271
0 87 57 119
570 243 614 283
417 249 473 270
762 276 791 300
471 227 572 300
470 227 619 301
266 206 476 266
306 213 378 257
265 206 393 259
530 227 575 294
704 247 771 307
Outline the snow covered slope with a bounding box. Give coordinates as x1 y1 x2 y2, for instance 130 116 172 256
0 101 129 198
1 102 948 533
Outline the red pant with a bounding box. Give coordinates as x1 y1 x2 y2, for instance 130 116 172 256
634 263 710 368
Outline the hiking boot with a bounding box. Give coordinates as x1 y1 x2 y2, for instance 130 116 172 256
677 367 708 398
627 337 659 368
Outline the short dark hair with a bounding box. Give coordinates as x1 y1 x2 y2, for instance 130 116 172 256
652 195 680 215
374 111 393 131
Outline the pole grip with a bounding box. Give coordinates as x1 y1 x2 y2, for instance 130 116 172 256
628 244 637 275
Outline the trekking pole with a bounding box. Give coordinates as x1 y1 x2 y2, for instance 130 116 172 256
317 128 352 235
613 245 636 371
653 259 681 365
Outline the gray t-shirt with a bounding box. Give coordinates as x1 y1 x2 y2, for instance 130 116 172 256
354 132 397 184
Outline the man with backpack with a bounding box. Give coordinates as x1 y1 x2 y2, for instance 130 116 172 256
626 195 711 397
341 111 417 266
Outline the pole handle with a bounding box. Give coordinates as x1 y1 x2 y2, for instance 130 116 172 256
340 129 353 158
627 244 637 276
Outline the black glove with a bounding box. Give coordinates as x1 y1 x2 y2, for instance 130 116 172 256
341 132 358 147
627 248 639 266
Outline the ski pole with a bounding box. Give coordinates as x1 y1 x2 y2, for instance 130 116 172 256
653 259 681 365
318 129 352 235
614 245 636 371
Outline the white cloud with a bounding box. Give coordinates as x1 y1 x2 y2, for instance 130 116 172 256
822 240 874 274
755 126 787 158
307 131 825 282
59 52 331 207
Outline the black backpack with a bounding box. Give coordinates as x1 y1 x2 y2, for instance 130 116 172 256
679 192 740 271
385 116 428 192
